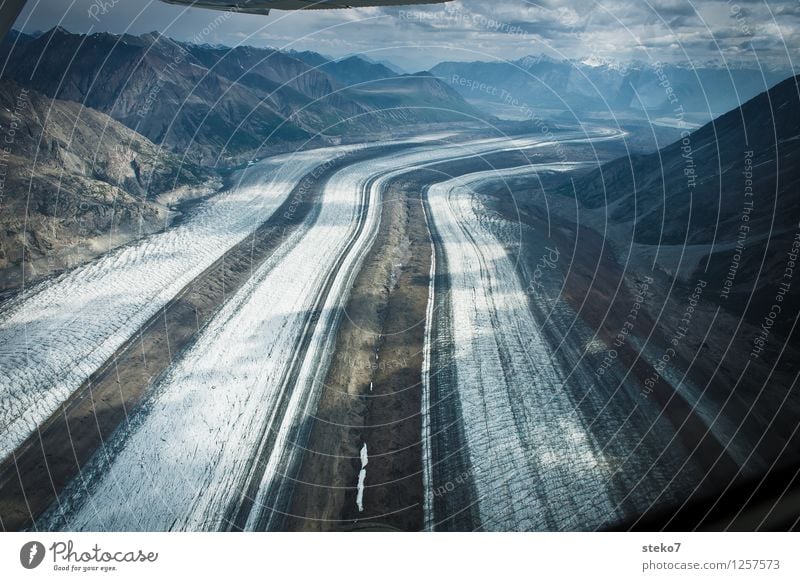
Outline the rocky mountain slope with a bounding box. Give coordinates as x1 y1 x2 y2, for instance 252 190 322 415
559 74 800 323
0 79 213 293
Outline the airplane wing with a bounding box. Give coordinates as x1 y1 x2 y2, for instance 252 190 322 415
0 0 450 43
160 0 451 15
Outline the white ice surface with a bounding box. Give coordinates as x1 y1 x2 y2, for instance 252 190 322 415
356 469 367 514
420 196 438 532
46 133 578 531
0 132 466 462
0 143 368 462
357 443 369 513
424 161 622 531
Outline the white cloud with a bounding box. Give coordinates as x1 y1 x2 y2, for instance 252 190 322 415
14 0 800 70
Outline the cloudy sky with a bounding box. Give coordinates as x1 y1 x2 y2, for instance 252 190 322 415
13 0 800 71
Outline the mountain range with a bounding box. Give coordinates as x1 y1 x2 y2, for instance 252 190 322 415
3 26 798 306
431 56 791 121
1 28 483 166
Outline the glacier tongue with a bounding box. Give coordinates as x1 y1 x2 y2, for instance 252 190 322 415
423 164 621 531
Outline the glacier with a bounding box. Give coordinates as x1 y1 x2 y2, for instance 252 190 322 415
41 133 580 531
423 163 623 531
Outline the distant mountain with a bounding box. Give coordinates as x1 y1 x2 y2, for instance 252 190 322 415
0 79 212 292
289 50 331 69
291 52 399 87
0 28 484 166
361 56 407 75
347 72 482 123
431 56 791 121
320 56 398 88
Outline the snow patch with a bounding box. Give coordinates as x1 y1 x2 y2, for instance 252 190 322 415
357 443 368 513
